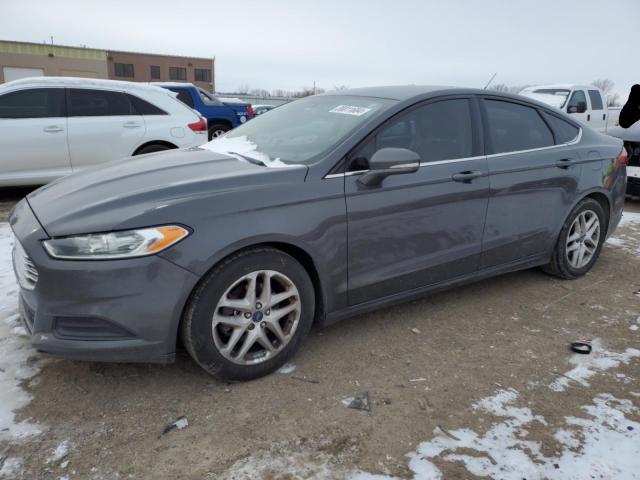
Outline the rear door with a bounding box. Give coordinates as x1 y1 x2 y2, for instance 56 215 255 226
587 89 606 132
479 97 582 268
0 87 70 183
344 97 490 305
66 88 146 170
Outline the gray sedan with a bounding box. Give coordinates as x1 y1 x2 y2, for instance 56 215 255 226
10 86 627 380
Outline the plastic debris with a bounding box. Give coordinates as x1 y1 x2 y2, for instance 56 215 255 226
162 416 189 435
347 392 370 412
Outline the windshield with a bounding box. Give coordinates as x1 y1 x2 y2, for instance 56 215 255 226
532 88 570 107
202 95 394 165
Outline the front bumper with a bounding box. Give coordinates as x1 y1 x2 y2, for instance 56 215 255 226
10 199 200 364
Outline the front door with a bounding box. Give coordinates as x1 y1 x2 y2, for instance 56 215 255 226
0 87 71 184
566 89 590 125
66 88 146 170
345 97 490 305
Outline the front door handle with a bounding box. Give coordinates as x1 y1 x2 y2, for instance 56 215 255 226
556 158 576 169
452 170 484 183
43 125 63 133
587 114 591 121
123 121 142 129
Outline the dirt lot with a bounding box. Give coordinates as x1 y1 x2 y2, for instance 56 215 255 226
1 191 639 479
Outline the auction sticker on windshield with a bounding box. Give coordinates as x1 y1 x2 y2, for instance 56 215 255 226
329 105 372 116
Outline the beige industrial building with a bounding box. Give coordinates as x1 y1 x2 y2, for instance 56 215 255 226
0 40 215 91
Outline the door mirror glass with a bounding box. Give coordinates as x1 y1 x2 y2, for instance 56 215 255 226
358 148 420 187
576 101 587 114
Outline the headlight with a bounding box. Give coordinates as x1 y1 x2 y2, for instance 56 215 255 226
43 225 189 260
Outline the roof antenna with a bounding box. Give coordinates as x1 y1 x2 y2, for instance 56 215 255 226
483 73 497 90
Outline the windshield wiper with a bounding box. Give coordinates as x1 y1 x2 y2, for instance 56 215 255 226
227 151 267 167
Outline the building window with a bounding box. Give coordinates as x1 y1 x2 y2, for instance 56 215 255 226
150 65 160 79
169 67 186 81
194 68 211 82
114 63 134 78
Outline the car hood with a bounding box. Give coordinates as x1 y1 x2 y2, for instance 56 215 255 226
28 147 308 237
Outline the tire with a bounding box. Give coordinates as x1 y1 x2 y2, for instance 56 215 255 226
542 198 606 279
181 247 315 381
135 144 172 155
208 123 230 140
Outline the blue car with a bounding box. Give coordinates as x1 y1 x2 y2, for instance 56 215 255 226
153 82 253 140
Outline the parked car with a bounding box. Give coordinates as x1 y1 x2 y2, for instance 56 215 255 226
253 104 277 116
608 123 640 196
153 82 253 140
0 77 208 187
11 86 626 381
519 84 620 133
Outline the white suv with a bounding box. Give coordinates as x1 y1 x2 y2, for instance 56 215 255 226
0 77 208 186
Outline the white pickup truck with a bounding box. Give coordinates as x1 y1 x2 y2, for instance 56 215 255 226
519 84 620 133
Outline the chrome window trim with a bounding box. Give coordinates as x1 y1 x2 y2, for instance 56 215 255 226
323 128 582 179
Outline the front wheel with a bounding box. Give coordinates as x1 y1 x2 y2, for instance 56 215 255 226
181 248 315 380
542 198 606 279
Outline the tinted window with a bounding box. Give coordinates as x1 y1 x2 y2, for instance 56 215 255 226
484 100 553 154
588 90 603 110
69 89 136 116
127 94 166 115
194 68 211 82
541 111 580 144
114 63 134 78
567 90 587 112
0 88 65 118
150 65 160 79
378 99 472 162
169 67 187 81
170 88 194 108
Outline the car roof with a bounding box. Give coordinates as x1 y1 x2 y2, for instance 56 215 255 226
151 82 196 88
520 84 599 92
0 76 170 94
326 85 544 102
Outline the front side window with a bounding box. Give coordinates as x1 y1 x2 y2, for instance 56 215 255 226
150 65 160 79
69 89 136 117
347 99 472 171
169 67 187 81
588 90 603 110
114 63 134 78
0 88 65 118
567 90 587 113
205 95 393 165
194 68 211 82
484 100 553 154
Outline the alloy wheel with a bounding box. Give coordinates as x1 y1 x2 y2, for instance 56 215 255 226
565 210 600 269
211 270 301 365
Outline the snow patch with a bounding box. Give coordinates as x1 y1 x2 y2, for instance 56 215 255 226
277 362 296 374
0 457 22 478
0 223 45 441
607 211 640 256
548 338 640 392
47 440 71 464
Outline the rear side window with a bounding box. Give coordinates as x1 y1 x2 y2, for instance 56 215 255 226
69 89 136 117
170 88 194 108
127 94 167 115
484 100 554 154
541 111 580 144
588 90 603 110
0 88 65 118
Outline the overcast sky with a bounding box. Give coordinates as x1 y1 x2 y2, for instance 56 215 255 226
0 0 638 100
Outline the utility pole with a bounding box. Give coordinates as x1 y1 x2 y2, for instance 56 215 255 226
313 80 316 95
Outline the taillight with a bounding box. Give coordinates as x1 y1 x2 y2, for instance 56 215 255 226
618 147 628 166
188 117 207 133
247 104 254 119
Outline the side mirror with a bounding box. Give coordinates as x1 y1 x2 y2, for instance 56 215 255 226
358 148 420 187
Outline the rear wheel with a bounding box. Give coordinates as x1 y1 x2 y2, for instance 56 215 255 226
208 123 230 140
181 248 315 380
542 198 606 279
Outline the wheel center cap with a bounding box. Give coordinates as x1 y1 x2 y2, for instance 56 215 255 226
252 311 264 323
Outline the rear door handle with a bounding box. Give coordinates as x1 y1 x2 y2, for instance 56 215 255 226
452 170 484 183
123 121 142 129
556 158 576 169
43 125 63 133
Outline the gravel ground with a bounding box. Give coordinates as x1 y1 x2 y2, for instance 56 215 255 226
0 189 639 479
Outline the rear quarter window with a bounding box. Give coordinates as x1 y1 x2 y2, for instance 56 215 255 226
484 99 554 154
541 111 580 144
127 94 167 115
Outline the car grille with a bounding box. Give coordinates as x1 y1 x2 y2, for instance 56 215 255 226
12 240 38 290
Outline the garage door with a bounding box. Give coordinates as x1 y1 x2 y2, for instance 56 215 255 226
2 66 45 82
